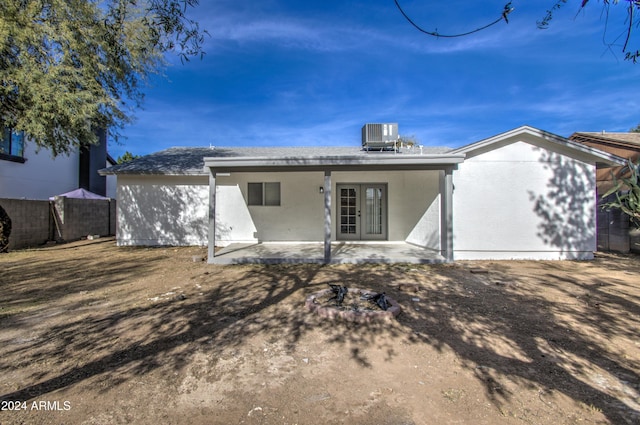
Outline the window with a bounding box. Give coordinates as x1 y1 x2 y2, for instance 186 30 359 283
0 127 25 162
248 182 280 206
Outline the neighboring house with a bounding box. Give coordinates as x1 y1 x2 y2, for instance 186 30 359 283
101 126 624 263
105 154 117 199
0 128 113 200
569 131 640 193
569 131 640 253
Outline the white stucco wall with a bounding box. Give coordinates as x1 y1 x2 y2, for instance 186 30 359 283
0 141 79 200
106 175 117 199
102 157 117 199
115 169 440 249
453 141 597 260
117 171 335 247
216 172 326 245
214 170 441 246
117 175 209 246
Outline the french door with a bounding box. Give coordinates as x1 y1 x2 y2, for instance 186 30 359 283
337 184 387 241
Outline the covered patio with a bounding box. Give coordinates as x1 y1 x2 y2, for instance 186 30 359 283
204 148 465 265
211 241 446 264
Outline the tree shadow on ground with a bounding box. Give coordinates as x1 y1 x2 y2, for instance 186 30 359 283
0 248 638 423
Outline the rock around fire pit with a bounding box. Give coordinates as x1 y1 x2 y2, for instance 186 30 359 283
305 287 401 323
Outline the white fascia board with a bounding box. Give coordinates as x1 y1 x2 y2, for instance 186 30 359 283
98 168 207 176
451 125 626 166
451 126 560 154
203 154 465 170
559 139 628 166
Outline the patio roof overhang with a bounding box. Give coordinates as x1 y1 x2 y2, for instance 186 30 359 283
203 153 465 173
204 153 464 265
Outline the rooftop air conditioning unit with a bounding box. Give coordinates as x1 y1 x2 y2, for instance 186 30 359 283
362 123 398 150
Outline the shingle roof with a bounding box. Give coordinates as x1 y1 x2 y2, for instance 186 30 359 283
570 132 640 148
100 127 633 176
100 145 453 175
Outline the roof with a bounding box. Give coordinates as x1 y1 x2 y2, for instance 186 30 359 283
99 146 456 176
106 153 117 166
99 147 217 176
452 125 627 167
569 132 640 150
99 126 628 176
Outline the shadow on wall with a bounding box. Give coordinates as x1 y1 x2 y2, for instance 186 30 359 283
405 194 440 250
528 149 595 257
215 184 256 244
118 184 230 246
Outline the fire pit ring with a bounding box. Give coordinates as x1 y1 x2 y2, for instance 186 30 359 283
305 287 401 323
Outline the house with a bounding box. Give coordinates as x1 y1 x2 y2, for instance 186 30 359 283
101 126 624 264
0 128 115 200
569 131 640 193
569 131 640 253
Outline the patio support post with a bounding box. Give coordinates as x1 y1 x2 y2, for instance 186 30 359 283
324 170 332 263
207 169 216 263
440 168 454 261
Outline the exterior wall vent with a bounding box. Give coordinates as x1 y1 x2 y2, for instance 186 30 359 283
362 123 398 150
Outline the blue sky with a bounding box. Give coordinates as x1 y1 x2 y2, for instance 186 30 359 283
110 0 640 158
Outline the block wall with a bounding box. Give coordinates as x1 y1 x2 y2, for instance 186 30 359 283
52 197 114 242
1 197 116 250
0 199 51 250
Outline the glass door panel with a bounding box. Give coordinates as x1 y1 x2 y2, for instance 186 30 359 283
338 186 359 239
365 187 383 235
337 184 386 240
362 185 386 240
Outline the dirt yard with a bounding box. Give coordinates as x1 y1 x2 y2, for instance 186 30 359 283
0 238 638 425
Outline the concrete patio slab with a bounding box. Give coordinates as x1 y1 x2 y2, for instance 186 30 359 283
211 242 445 264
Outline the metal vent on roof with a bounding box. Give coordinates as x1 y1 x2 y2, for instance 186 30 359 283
362 123 398 150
